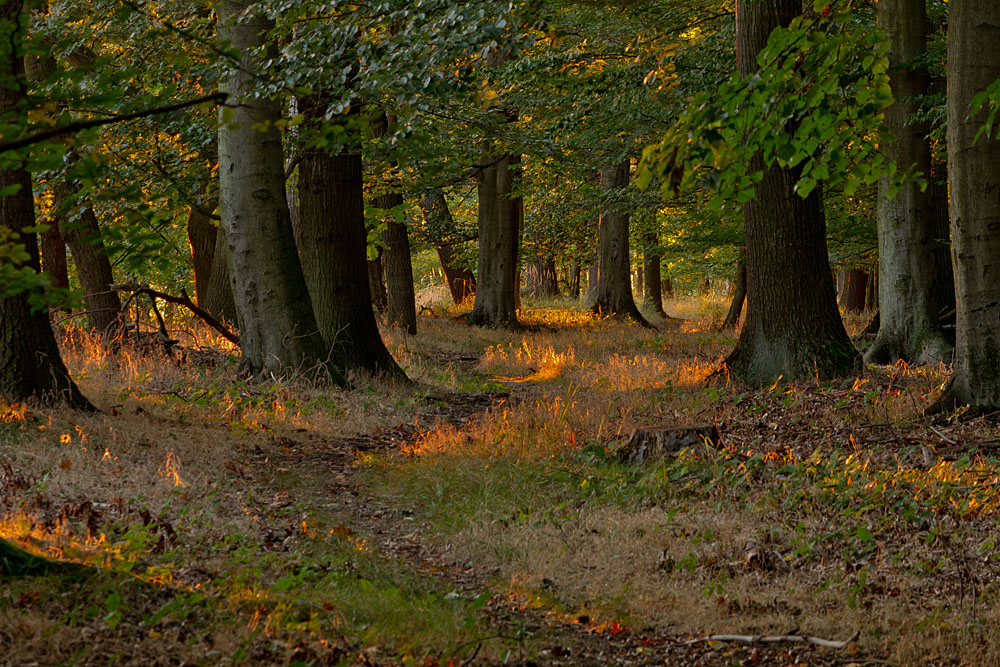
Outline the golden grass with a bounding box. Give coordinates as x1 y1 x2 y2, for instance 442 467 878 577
2 297 990 664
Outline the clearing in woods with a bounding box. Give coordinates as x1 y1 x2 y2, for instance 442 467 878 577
2 296 999 665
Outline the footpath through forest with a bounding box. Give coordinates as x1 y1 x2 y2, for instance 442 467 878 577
3 302 1000 665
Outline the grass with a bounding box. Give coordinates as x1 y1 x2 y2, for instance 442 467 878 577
2 293 999 664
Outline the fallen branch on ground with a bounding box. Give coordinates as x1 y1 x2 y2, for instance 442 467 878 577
683 631 858 649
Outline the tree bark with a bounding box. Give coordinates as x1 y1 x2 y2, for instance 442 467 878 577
866 0 952 365
468 50 520 328
368 251 388 316
217 1 337 381
186 194 237 323
839 269 868 313
586 261 599 301
723 0 859 385
56 184 123 336
933 0 1000 410
40 218 69 299
569 261 581 299
0 6 92 410
642 226 666 317
590 159 651 326
720 247 746 330
381 205 417 334
296 96 406 379
418 191 475 304
371 113 416 334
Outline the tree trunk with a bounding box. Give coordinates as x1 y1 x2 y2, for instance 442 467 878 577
377 195 417 334
839 269 868 313
417 191 475 304
368 251 388 316
468 49 520 328
866 0 952 365
0 8 92 410
296 97 406 379
468 148 521 326
720 246 746 330
587 261 599 301
371 112 416 334
569 261 581 299
590 159 651 326
930 167 955 320
56 185 123 336
933 0 1000 410
723 0 859 385
217 1 337 381
634 264 643 300
186 201 215 309
39 219 69 308
524 258 559 299
642 226 666 317
663 276 674 299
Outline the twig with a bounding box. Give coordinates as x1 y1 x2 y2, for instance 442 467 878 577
683 630 858 649
927 423 957 445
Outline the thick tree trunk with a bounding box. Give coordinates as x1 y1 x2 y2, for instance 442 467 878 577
866 0 952 365
56 185 123 337
296 97 405 379
839 269 868 313
723 0 859 385
368 251 388 316
377 194 417 334
468 49 520 328
417 191 475 304
0 9 92 410
186 196 236 323
933 0 1000 410
217 1 336 381
720 247 746 330
642 227 666 317
467 149 520 327
591 159 651 326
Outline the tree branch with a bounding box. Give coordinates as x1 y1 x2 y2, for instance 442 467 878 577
0 93 227 153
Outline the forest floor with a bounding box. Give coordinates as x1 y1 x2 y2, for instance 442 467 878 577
3 294 1000 665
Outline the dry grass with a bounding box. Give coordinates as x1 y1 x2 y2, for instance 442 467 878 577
2 298 994 664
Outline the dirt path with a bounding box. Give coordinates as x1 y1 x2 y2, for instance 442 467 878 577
268 390 862 666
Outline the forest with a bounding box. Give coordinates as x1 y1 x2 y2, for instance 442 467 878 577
2 0 1000 664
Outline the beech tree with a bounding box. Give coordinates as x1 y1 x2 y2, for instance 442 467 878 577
933 0 1000 410
866 0 952 365
217 1 336 380
468 49 521 328
0 0 92 410
590 159 650 326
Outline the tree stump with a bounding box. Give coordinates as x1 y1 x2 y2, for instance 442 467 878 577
618 425 720 464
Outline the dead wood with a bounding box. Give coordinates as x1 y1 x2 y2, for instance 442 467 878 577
618 425 720 464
